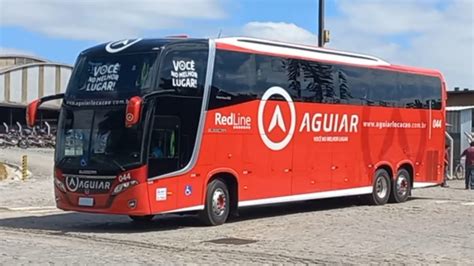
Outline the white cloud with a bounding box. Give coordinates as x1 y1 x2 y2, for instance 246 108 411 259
242 22 316 45
335 0 445 35
0 47 36 56
0 0 226 41
240 0 473 89
328 0 473 88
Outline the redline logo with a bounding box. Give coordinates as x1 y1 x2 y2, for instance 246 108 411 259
215 112 252 130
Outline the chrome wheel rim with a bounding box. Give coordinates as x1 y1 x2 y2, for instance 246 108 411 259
376 176 388 199
397 174 409 198
212 188 227 216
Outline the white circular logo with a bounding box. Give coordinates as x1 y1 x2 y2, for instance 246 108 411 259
65 176 79 192
258 86 296 151
105 38 142 53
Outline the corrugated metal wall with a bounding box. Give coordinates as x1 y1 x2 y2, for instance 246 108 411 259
460 109 472 153
447 109 473 162
446 111 460 133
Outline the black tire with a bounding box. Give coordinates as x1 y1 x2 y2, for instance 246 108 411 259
18 139 28 149
199 179 230 226
389 169 411 203
367 169 391 205
129 215 154 223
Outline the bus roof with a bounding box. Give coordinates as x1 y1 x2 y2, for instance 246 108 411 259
81 37 442 77
215 37 389 67
214 37 443 77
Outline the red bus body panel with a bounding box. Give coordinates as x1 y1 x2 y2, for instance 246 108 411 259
55 38 446 215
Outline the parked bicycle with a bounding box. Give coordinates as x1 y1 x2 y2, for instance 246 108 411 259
454 158 466 180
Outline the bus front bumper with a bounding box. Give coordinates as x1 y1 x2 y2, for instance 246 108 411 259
54 182 152 216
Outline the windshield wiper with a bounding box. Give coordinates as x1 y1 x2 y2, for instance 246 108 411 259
110 158 126 172
56 156 72 167
92 155 126 172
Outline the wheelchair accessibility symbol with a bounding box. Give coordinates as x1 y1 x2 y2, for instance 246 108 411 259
185 185 192 196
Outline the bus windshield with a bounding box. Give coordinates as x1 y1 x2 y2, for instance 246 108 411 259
57 42 209 173
55 107 143 171
66 52 159 100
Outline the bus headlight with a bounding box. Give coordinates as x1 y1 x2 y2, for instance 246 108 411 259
112 180 139 196
54 178 66 193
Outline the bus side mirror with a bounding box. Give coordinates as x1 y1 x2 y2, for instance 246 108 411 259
26 99 41 127
26 93 64 127
125 96 143 128
25 93 64 128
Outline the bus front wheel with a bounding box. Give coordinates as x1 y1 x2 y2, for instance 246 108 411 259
368 169 391 205
199 179 230 226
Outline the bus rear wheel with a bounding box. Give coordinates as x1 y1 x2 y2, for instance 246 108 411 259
199 179 230 226
368 169 391 205
389 169 411 203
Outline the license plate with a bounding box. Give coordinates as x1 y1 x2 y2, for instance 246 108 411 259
78 197 94 207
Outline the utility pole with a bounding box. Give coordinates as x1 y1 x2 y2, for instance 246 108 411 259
318 0 329 47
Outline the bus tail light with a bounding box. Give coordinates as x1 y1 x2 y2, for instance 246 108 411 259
55 178 67 193
125 96 142 128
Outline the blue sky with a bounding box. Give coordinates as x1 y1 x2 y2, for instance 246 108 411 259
0 0 329 63
0 0 472 88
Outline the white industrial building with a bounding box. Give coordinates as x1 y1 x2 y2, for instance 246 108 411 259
446 105 474 162
0 54 72 131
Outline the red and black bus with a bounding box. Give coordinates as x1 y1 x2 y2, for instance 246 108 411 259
27 37 446 225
